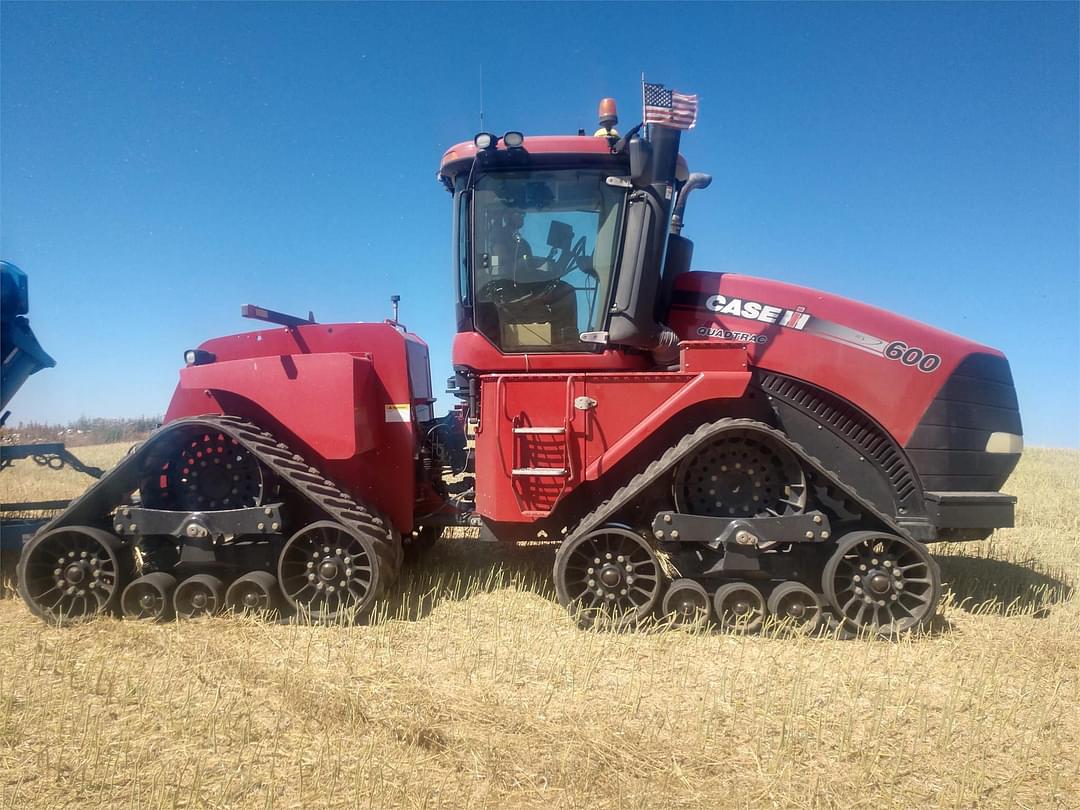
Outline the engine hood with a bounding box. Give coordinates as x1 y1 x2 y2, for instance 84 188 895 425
666 271 1012 447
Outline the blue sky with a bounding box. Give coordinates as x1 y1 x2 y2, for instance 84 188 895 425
2 2 1077 446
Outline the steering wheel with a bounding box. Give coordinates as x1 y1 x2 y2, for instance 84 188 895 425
566 236 588 274
546 236 589 279
480 276 563 308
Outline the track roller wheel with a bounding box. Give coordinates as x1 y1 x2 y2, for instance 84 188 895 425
121 573 177 621
16 526 127 624
174 574 226 619
822 531 941 636
278 520 384 622
225 571 283 615
662 579 712 627
554 525 665 629
712 582 767 633
766 582 824 633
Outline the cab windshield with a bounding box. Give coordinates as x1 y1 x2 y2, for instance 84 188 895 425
470 169 625 352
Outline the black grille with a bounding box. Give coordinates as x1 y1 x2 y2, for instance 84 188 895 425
760 372 920 503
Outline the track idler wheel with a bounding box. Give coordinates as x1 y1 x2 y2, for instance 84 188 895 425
225 571 283 615
662 578 712 627
822 531 941 636
174 574 226 619
766 582 824 633
16 526 127 624
713 582 767 633
554 525 665 629
278 520 384 622
121 573 177 621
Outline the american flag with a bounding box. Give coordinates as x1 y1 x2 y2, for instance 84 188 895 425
642 81 698 129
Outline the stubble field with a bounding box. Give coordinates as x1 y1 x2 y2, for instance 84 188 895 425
0 444 1077 809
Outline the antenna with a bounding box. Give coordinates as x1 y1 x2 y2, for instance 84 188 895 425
479 63 485 131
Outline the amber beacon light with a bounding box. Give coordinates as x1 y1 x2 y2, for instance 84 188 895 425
594 97 619 137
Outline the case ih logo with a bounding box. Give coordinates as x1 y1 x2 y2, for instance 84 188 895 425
704 295 811 330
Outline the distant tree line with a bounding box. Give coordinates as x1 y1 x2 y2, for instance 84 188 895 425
0 416 160 447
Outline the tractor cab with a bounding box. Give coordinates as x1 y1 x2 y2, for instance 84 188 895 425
439 106 694 371
466 166 624 353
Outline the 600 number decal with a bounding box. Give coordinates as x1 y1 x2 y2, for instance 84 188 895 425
884 341 941 373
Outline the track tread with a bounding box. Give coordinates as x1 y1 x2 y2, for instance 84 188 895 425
565 417 906 547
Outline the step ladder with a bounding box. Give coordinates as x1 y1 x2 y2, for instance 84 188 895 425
510 423 571 517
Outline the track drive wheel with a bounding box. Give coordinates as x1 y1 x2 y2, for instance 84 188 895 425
17 526 127 624
174 574 226 619
662 578 712 628
121 573 178 621
554 525 666 629
140 428 265 511
225 571 283 615
822 531 941 636
673 428 807 518
713 582 767 633
766 581 825 634
278 520 385 622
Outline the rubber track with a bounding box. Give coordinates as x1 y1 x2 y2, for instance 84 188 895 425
565 417 907 547
37 415 402 590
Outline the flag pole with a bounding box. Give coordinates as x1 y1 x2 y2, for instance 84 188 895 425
640 71 647 139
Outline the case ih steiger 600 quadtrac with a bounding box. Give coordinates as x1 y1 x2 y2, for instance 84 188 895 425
16 95 1022 635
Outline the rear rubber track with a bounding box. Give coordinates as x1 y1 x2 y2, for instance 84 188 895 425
36 414 402 592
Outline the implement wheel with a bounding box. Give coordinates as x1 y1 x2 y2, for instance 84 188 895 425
17 526 127 624
554 525 665 629
278 520 383 622
822 531 941 636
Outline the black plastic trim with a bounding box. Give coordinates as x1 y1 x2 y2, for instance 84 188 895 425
906 352 1022 493
924 491 1015 530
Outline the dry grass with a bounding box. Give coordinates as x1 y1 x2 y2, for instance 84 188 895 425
0 443 133 509
0 446 1077 809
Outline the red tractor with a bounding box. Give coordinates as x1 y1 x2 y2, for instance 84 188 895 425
17 98 1022 635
